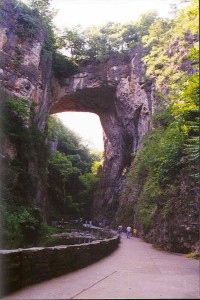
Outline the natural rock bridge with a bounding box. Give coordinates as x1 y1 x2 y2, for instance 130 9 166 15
50 55 153 220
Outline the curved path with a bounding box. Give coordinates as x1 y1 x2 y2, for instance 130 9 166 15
4 236 199 299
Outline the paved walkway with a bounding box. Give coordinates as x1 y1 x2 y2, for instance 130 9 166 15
4 236 200 299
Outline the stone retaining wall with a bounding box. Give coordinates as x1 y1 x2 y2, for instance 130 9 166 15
0 236 119 296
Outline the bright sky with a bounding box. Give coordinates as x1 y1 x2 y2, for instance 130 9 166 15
51 0 176 29
57 112 104 151
51 0 177 151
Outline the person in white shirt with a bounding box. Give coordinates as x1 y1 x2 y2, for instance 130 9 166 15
126 226 131 239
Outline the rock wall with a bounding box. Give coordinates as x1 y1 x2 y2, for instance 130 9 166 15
113 163 199 255
1 236 119 296
0 0 52 220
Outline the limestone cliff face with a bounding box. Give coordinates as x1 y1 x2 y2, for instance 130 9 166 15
0 0 52 129
0 0 52 219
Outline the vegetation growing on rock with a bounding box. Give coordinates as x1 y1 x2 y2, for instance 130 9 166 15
113 0 199 254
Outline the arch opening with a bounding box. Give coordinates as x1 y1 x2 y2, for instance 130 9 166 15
56 112 104 152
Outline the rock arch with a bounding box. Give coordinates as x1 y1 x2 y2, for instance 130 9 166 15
50 57 152 221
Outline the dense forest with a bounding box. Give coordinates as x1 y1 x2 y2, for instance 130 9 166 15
0 0 199 253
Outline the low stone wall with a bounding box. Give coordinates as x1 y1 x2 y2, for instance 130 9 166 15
0 236 119 296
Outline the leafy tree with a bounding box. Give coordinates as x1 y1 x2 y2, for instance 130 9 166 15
79 162 102 219
56 11 158 64
47 116 102 221
142 0 198 92
52 52 78 78
135 10 159 39
171 46 199 180
58 26 86 61
174 0 199 36
2 208 41 248
28 0 51 16
27 0 57 23
121 23 138 48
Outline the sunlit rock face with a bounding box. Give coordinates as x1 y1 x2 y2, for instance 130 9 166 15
50 49 153 223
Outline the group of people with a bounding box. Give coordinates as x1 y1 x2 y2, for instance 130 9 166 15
117 225 138 238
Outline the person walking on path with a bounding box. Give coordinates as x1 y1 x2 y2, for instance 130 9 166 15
117 225 123 237
133 227 138 237
126 226 131 238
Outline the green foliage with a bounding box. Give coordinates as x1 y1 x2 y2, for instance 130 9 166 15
171 64 199 181
124 115 185 230
137 202 157 229
56 11 158 64
52 52 78 78
58 26 87 61
84 23 128 62
162 198 174 220
1 207 41 249
185 252 200 259
78 171 100 219
142 0 199 182
1 97 32 200
0 95 48 248
136 124 184 183
1 97 101 248
3 97 30 123
152 106 175 128
14 3 41 39
48 116 91 159
48 151 77 179
134 10 159 39
174 0 199 36
47 116 102 221
142 0 199 93
121 0 199 232
28 0 52 17
171 73 199 131
79 172 99 192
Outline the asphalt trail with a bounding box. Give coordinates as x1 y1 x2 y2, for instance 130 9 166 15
4 236 200 299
